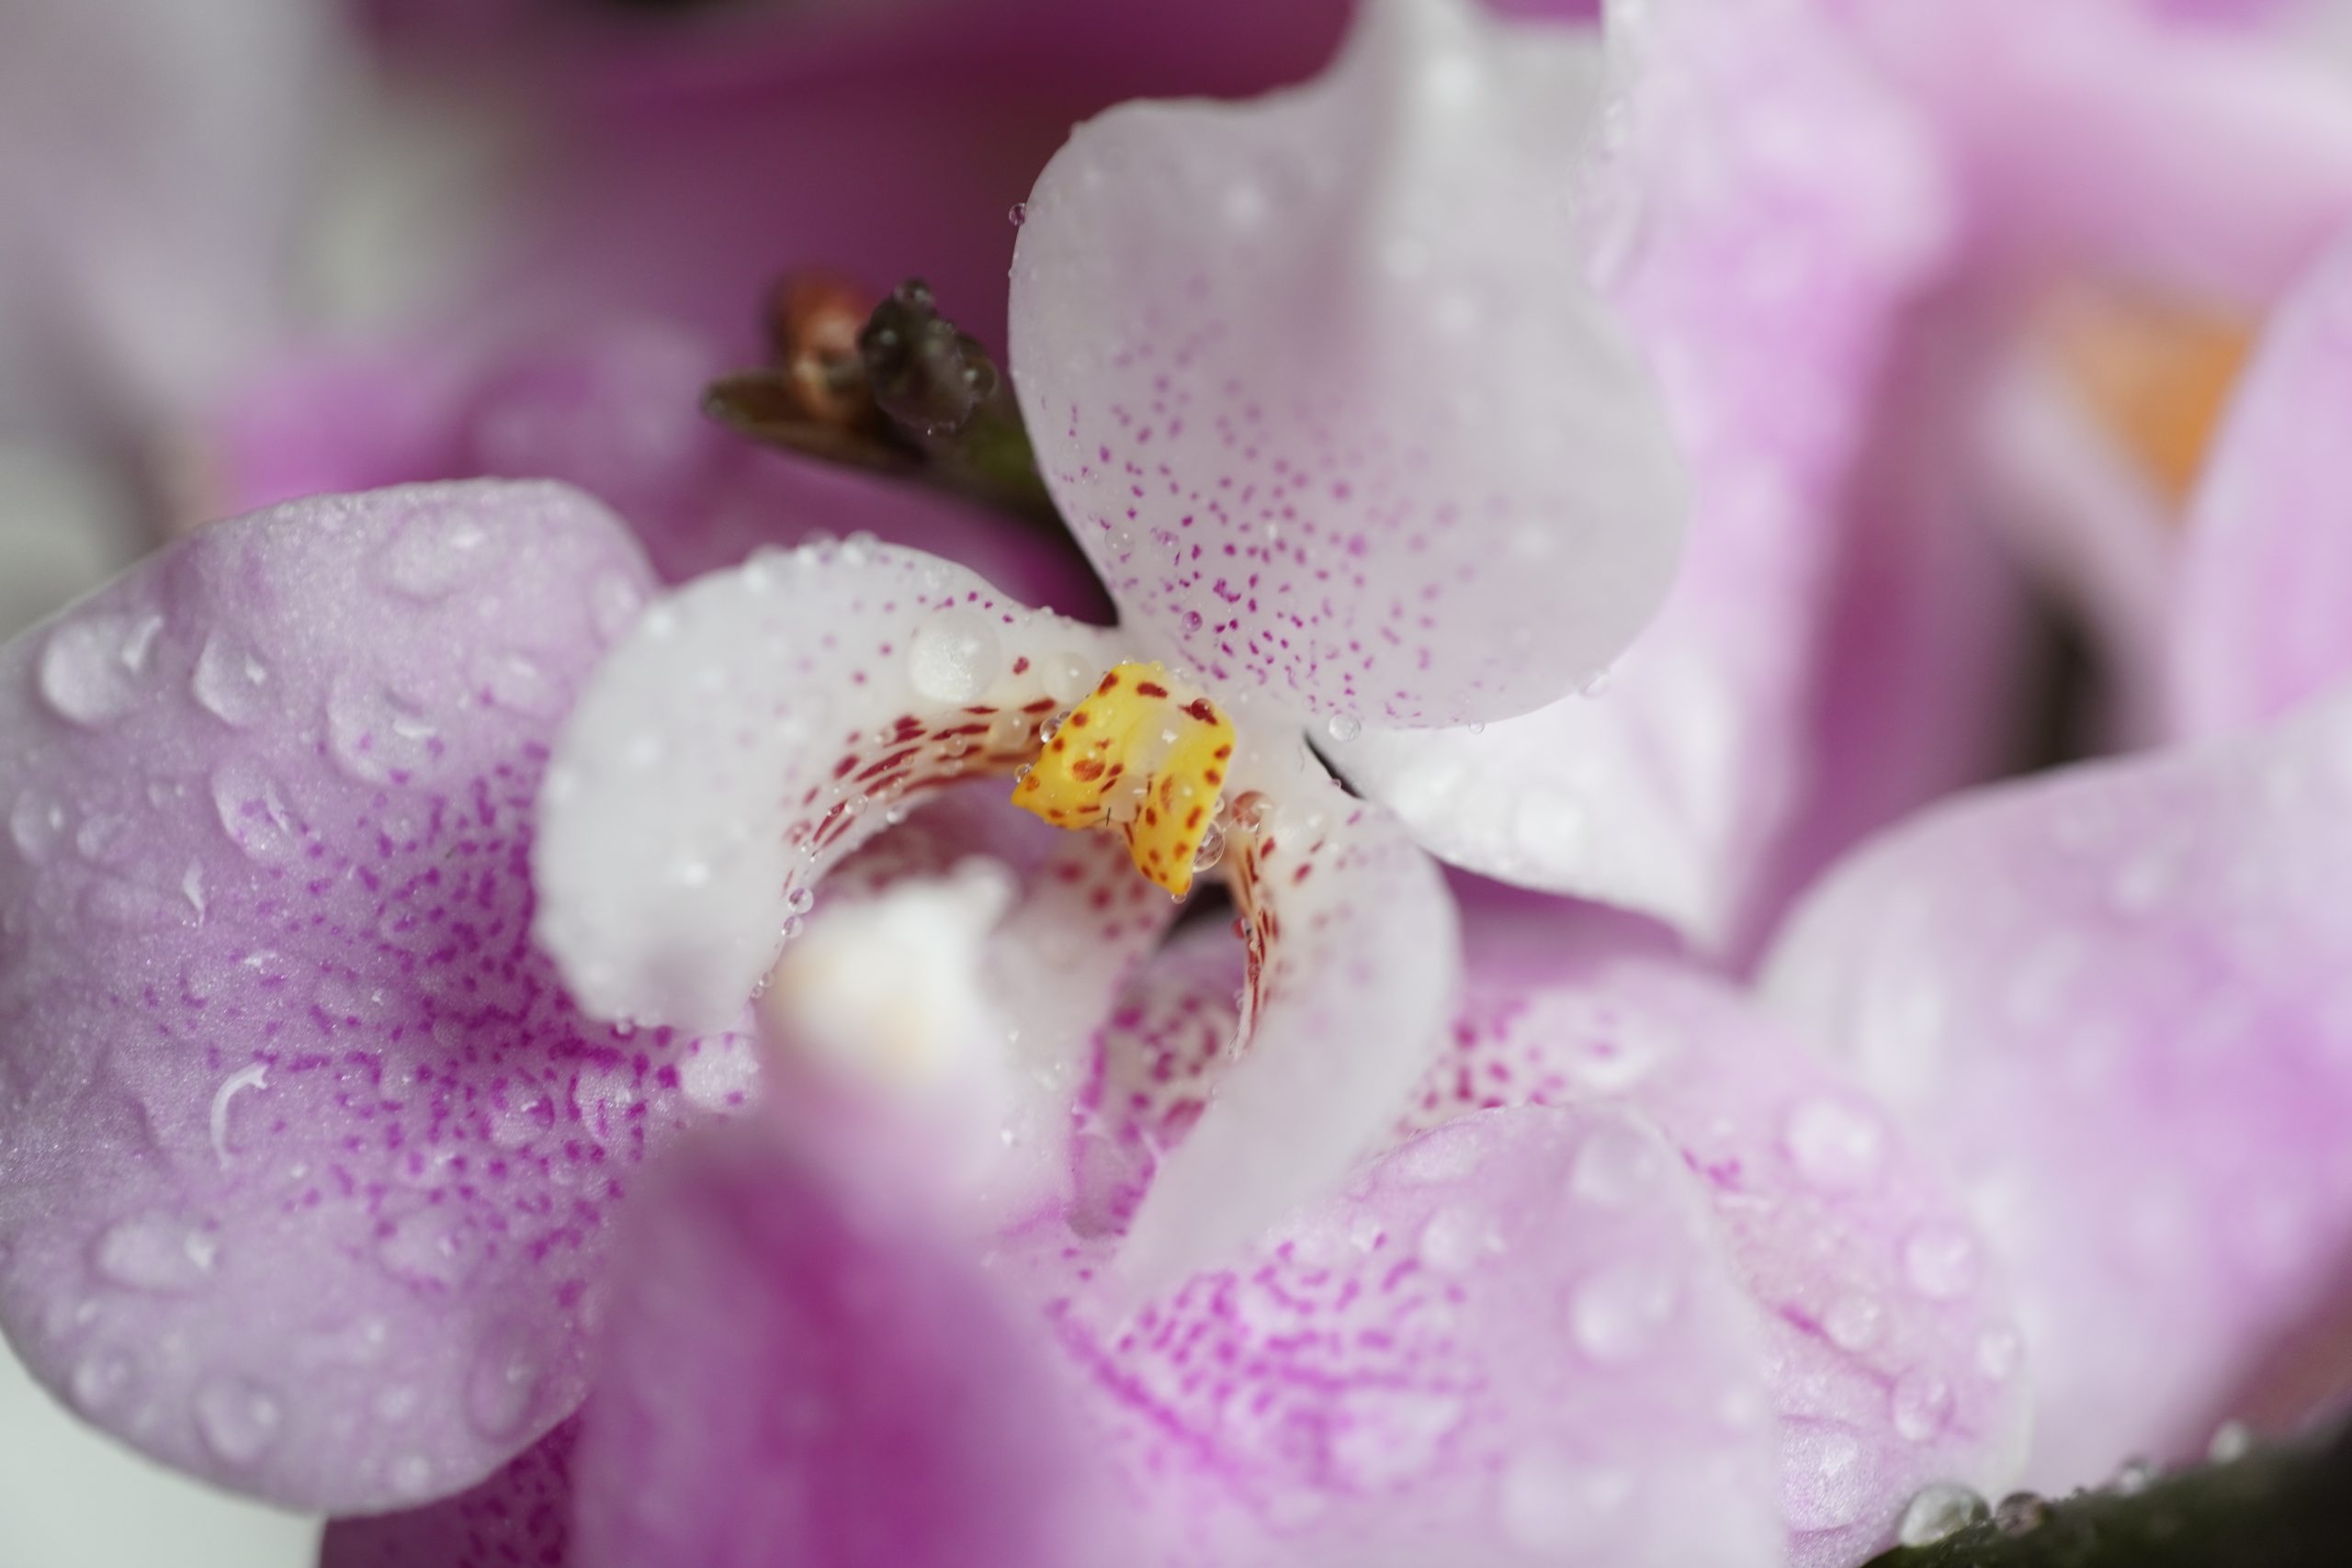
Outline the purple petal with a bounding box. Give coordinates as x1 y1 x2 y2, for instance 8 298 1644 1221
2174 229 2352 737
1009 0 1685 729
320 1418 575 1568
1056 1103 1785 1566
1328 0 1959 946
1400 914 2030 1564
533 539 1123 1036
0 480 718 1509
570 1124 1107 1568
1826 0 2352 302
1764 692 2352 1486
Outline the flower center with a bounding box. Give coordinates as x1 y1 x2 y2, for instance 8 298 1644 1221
2040 281 2255 509
1012 661 1236 897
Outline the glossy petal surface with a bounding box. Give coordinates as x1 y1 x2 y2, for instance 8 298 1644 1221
1329 0 1951 944
1765 693 2352 1485
321 1419 575 1568
1057 1103 1784 1566
534 538 1119 1036
1011 0 1684 728
571 1124 1105 1568
1112 766 1458 1295
0 481 711 1509
2175 231 2352 736
1400 922 2029 1565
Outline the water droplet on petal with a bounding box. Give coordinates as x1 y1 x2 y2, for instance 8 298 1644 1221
1825 1292 1883 1352
2208 1419 2253 1463
465 1334 546 1439
1566 1122 1658 1209
377 1208 476 1288
1782 1096 1885 1191
1781 1420 1870 1530
9 790 70 863
1415 1205 1493 1273
194 1376 284 1466
190 636 272 728
93 1213 218 1292
909 607 1004 704
1325 712 1363 743
210 759 302 863
327 677 440 784
1568 1260 1678 1364
1891 1368 1954 1443
1007 200 1028 226
70 1349 137 1411
1903 1225 1979 1301
378 511 488 600
2109 1457 2157 1495
1897 1483 1988 1546
1976 1324 2021 1380
39 614 151 726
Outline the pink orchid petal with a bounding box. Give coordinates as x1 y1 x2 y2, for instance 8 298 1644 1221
1763 691 2352 1486
0 0 338 429
1112 768 1458 1295
1826 0 2352 304
1401 909 2030 1564
320 1418 576 1568
1057 1103 1784 1566
2174 230 2352 738
1009 0 1685 729
533 539 1122 1037
0 480 723 1510
570 1124 1108 1568
1328 0 1956 945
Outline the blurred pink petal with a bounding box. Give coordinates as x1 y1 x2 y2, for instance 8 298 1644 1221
571 1123 1107 1568
2174 229 2352 736
320 1417 576 1568
1765 689 2352 1487
0 480 731 1509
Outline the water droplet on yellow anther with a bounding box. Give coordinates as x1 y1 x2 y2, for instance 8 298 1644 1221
1011 660 1235 896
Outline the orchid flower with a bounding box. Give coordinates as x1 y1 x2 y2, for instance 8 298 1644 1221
0 0 1693 1536
322 878 2024 1568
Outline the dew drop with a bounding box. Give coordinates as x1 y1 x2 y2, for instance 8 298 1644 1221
1500 1450 1632 1551
190 636 272 728
210 759 302 862
70 1349 136 1411
1325 712 1363 743
2208 1419 2253 1463
1781 1096 1885 1191
591 570 645 640
378 510 488 600
8 790 70 863
1568 1260 1678 1364
786 886 816 917
477 651 559 715
1415 1205 1492 1274
1976 1324 2021 1380
1903 1224 1979 1301
1191 818 1227 874
2109 1457 2157 1495
388 1453 435 1496
1007 200 1028 226
93 1213 218 1293
1781 1420 1870 1530
1897 1483 1988 1546
1824 1292 1883 1352
465 1336 545 1439
39 614 150 726
377 1208 477 1288
1043 650 1095 706
210 1063 269 1167
194 1376 284 1466
327 677 440 784
909 608 1004 704
1566 1122 1658 1209
1891 1368 1954 1443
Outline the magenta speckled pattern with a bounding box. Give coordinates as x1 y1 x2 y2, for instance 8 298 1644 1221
1766 687 2352 1489
570 1124 1110 1568
1050 1104 1784 1567
0 480 723 1510
1401 950 2030 1566
320 1416 578 1568
1008 1 1686 731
